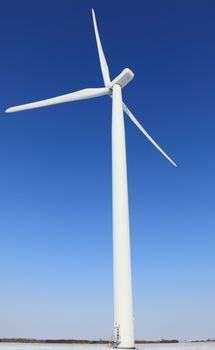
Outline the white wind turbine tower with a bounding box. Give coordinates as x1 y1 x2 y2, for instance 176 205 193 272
6 9 176 349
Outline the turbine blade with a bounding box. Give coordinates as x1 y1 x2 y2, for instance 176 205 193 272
92 9 111 86
123 103 177 167
5 87 109 113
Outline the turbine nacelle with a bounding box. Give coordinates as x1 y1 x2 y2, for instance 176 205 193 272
109 68 134 90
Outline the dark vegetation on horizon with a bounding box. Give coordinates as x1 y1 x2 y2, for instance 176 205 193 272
0 338 215 344
0 338 213 344
0 338 180 344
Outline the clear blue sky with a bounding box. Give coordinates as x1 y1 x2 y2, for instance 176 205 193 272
0 0 214 341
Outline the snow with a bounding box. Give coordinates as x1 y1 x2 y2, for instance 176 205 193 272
0 344 215 350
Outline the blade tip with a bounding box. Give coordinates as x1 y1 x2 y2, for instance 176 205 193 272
5 108 12 113
5 107 20 113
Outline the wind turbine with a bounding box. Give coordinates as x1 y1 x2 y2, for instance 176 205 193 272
6 9 176 349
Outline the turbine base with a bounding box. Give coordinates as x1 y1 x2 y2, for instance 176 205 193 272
111 347 136 350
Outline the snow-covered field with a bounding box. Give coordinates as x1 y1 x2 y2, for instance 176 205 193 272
0 344 215 350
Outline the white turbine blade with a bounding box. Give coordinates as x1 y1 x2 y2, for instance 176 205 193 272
5 87 109 113
92 9 111 86
123 103 177 167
